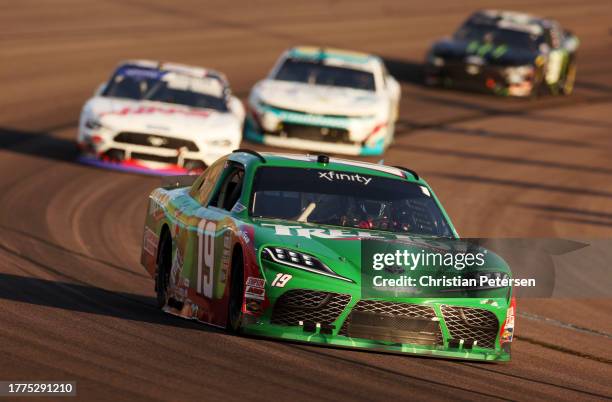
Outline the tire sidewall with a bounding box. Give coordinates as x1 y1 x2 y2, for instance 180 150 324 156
227 250 244 333
156 234 171 309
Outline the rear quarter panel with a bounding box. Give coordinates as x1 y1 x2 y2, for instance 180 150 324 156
140 187 173 278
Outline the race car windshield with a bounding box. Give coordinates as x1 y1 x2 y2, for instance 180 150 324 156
102 67 161 100
455 23 542 51
274 59 376 91
145 79 229 111
251 167 452 237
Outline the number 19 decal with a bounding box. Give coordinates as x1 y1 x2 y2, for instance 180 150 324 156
197 219 217 297
271 273 292 287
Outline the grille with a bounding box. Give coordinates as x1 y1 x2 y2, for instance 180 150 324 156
115 132 199 151
270 289 351 326
130 152 178 164
441 305 499 349
279 123 351 144
340 301 443 345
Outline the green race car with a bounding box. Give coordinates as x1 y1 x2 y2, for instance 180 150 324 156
141 150 516 361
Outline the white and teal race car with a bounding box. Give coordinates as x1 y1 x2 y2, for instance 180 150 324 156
245 47 401 156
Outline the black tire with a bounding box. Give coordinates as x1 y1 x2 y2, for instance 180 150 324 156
227 248 244 333
156 231 172 309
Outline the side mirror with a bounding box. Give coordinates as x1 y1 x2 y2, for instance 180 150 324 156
94 83 107 97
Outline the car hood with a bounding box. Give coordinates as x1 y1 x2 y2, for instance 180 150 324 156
254 79 385 117
432 38 538 66
88 97 240 135
251 219 511 284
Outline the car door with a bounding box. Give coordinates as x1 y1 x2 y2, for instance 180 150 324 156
188 159 246 325
162 157 226 322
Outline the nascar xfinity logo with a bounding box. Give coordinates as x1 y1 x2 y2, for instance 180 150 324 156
318 171 372 185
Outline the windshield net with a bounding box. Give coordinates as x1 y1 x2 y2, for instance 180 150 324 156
274 59 376 91
251 167 452 237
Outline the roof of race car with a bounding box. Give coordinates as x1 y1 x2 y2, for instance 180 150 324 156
116 59 229 85
287 46 382 69
469 9 549 35
230 151 421 183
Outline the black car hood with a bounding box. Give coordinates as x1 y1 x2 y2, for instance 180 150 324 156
432 38 538 66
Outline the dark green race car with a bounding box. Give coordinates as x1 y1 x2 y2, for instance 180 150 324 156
425 9 579 97
141 150 516 361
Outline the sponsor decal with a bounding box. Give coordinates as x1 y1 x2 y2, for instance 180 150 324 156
277 155 405 178
143 227 159 257
231 202 247 213
189 302 200 319
271 273 292 287
173 209 183 236
117 66 164 80
170 249 188 300
149 198 166 221
318 171 372 185
238 229 250 244
221 231 231 284
245 276 266 301
100 106 211 119
274 109 349 129
246 299 264 313
146 136 169 147
260 223 383 239
246 276 265 288
501 297 516 343
196 218 217 298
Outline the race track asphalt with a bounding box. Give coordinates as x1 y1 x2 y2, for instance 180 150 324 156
0 1 611 400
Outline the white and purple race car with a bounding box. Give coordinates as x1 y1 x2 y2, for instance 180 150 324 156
77 60 244 175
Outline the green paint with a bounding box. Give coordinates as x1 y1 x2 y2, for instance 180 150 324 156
142 153 513 361
492 45 508 59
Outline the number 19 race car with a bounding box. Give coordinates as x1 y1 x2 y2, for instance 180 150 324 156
77 60 245 175
141 150 516 361
425 10 579 97
245 47 401 156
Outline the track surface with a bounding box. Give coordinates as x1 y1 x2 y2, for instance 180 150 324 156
1 1 611 400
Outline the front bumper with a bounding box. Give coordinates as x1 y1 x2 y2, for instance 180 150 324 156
243 292 510 361
242 260 511 362
77 127 235 173
244 116 386 156
244 103 390 156
77 155 197 176
425 62 534 97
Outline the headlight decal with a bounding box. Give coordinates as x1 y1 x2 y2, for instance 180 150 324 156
85 118 103 130
262 247 353 283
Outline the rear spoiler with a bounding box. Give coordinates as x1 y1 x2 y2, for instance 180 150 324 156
161 175 199 189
